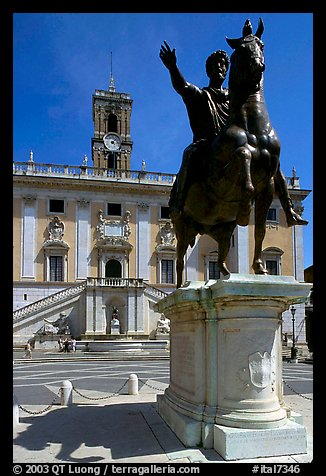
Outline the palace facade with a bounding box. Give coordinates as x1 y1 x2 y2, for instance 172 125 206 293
13 75 311 346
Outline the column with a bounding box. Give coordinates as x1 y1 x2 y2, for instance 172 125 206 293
76 199 90 279
137 202 150 280
127 291 136 333
21 196 36 280
233 225 250 273
85 287 105 335
292 225 305 282
185 236 198 282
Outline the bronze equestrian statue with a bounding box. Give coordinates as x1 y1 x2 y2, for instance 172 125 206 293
160 18 308 288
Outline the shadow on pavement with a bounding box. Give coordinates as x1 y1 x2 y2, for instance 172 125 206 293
14 401 179 463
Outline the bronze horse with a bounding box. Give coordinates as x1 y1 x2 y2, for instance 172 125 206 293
172 18 282 288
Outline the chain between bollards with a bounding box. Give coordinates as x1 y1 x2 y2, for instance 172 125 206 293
72 378 129 400
15 374 168 418
18 389 61 415
283 379 313 401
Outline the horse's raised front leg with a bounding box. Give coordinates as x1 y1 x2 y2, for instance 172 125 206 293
252 180 274 274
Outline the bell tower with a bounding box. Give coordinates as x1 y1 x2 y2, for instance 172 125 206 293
91 54 133 170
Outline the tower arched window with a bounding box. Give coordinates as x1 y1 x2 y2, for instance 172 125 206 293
107 113 118 133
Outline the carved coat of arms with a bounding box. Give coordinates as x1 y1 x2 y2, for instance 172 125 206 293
248 351 272 389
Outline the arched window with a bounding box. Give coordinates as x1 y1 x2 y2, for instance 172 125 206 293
105 259 122 278
107 114 118 133
262 247 284 275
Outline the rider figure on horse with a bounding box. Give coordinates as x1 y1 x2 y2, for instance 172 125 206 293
159 41 307 227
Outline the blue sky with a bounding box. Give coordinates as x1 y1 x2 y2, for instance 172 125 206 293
13 12 313 268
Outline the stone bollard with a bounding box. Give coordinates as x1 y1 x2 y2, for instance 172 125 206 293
13 394 19 428
128 373 138 395
60 380 73 406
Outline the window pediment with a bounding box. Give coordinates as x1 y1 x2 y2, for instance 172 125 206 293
263 247 284 256
43 240 69 250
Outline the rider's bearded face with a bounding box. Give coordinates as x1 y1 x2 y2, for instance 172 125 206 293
210 59 228 83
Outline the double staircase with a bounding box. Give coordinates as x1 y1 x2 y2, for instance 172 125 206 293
13 282 87 334
13 279 169 340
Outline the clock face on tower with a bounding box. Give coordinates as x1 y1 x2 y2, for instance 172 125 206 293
103 133 121 152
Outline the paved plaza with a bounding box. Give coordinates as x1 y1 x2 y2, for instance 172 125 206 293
13 352 313 465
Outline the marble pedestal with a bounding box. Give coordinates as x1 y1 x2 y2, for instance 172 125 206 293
110 323 120 335
156 274 311 460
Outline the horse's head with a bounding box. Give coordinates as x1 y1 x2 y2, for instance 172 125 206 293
226 18 265 93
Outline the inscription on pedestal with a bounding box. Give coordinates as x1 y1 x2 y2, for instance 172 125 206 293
155 275 310 452
171 333 195 394
214 421 307 460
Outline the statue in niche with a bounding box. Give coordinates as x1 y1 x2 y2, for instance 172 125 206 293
111 306 120 334
111 306 119 322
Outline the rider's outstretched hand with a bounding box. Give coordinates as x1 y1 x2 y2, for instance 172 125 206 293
159 41 177 69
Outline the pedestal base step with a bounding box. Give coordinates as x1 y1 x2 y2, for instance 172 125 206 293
214 419 307 460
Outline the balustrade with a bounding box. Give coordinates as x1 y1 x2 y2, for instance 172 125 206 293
13 161 176 185
86 277 144 287
13 282 87 322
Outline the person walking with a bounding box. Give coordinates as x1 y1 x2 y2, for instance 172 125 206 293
71 337 77 352
24 342 32 359
58 337 64 352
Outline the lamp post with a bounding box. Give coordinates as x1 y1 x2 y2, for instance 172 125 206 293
290 306 298 361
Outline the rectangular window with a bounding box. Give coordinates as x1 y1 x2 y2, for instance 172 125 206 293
107 203 121 216
49 256 63 281
267 208 277 221
266 260 278 275
160 206 170 219
49 199 65 214
161 259 174 284
208 261 220 280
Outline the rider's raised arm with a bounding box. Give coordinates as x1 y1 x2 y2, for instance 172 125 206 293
159 40 189 95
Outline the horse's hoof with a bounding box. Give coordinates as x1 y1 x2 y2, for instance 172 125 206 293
255 268 268 275
253 264 268 275
252 260 268 275
286 214 308 227
219 262 231 276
